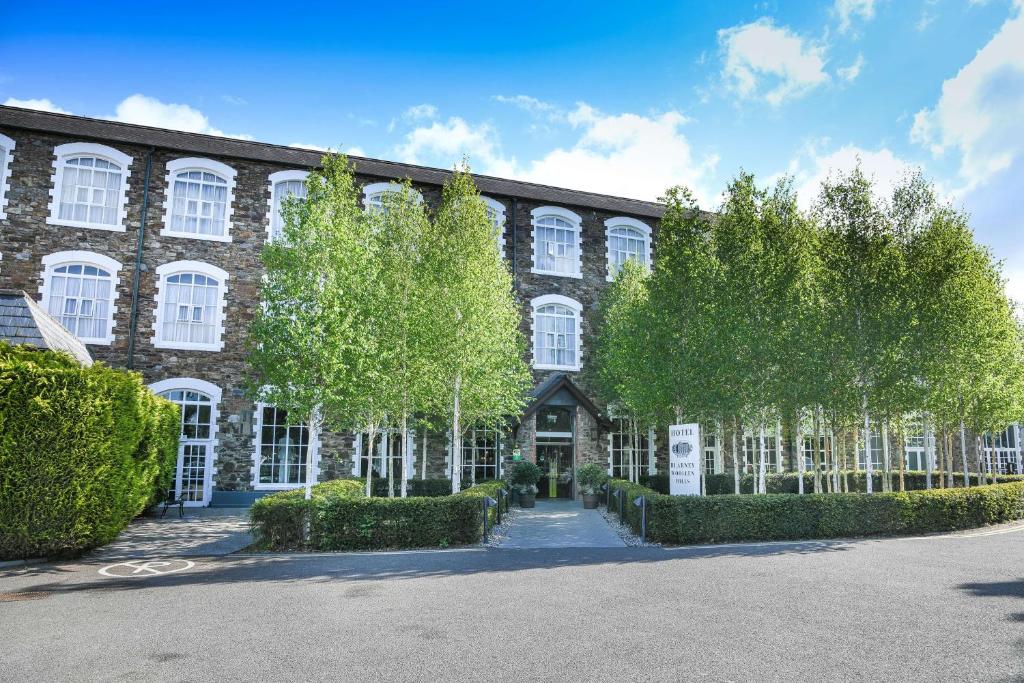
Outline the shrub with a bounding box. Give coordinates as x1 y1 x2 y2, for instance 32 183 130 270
249 479 507 551
605 478 1024 544
577 463 609 495
371 478 452 498
701 471 1024 495
508 461 542 494
0 343 179 559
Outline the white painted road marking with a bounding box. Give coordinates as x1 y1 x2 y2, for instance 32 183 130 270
98 559 195 577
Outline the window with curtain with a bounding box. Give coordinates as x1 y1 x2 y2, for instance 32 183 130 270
607 226 648 277
534 215 579 275
56 156 124 227
535 303 578 368
270 178 307 241
160 272 220 345
169 170 229 237
44 263 114 342
257 406 310 485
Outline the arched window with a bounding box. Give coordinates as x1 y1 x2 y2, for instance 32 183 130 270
253 404 318 489
47 142 132 231
482 196 506 256
162 158 236 241
39 251 122 345
152 260 229 351
150 377 222 506
531 294 583 371
362 181 422 213
605 217 652 280
0 132 15 220
267 170 309 242
531 207 582 278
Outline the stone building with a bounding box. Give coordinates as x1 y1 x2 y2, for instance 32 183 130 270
0 106 1017 506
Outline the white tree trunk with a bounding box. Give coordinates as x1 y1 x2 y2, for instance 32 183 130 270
758 423 767 494
796 409 805 495
421 430 427 480
732 422 741 495
400 411 409 498
451 373 462 494
924 414 933 489
960 422 969 488
881 420 891 493
864 404 873 494
364 422 378 498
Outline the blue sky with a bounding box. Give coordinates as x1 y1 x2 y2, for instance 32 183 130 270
2 0 1023 295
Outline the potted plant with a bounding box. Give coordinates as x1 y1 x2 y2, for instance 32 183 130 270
508 461 542 508
576 463 608 509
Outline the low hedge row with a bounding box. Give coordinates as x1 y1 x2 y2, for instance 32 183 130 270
640 471 1024 496
0 343 180 560
250 479 508 551
607 478 1024 544
370 478 453 498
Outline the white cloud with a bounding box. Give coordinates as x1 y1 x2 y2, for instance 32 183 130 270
392 117 516 177
3 97 71 114
835 0 876 34
221 94 247 106
403 103 437 121
910 2 1024 194
492 94 562 120
392 103 717 205
718 18 829 106
783 141 919 209
108 94 252 139
838 54 865 82
514 104 717 205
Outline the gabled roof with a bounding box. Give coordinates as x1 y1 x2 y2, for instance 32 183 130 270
522 372 612 429
0 290 92 365
0 105 665 219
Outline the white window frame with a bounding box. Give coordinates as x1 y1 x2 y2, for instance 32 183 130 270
252 401 322 490
46 142 133 232
482 196 506 257
531 206 583 278
266 169 309 243
362 181 423 212
151 260 229 351
38 250 122 345
605 216 652 281
606 415 656 477
0 132 15 220
161 157 236 242
149 378 222 507
530 293 583 371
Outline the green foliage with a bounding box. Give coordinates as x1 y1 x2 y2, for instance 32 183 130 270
0 343 179 559
639 471 1024 495
576 463 609 495
507 461 542 493
371 478 452 498
606 478 1024 544
249 480 507 551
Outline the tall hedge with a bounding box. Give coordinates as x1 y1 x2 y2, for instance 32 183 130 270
0 343 179 559
608 478 1024 544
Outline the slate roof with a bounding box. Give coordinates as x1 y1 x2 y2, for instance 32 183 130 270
0 105 666 219
522 372 611 429
0 290 93 365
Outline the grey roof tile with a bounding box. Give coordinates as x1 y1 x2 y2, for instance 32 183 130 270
0 290 92 365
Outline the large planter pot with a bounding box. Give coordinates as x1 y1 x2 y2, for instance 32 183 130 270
582 493 598 509
519 493 536 508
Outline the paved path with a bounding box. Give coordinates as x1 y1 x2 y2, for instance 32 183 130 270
496 498 626 548
85 509 252 561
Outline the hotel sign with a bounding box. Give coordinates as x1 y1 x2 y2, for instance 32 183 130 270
668 423 701 496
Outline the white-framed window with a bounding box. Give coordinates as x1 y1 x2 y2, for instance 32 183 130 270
743 432 781 474
531 294 583 371
531 206 582 278
462 425 505 484
150 378 221 507
903 415 935 471
482 196 506 257
983 425 1021 475
802 434 833 470
161 157 236 242
152 260 229 351
702 424 721 475
858 428 885 470
38 251 122 345
362 181 422 213
253 404 319 489
267 170 309 243
46 142 132 231
608 417 655 479
605 217 652 281
0 132 15 220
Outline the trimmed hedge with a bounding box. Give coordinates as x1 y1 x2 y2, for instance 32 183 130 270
607 478 1024 544
371 478 453 498
250 479 508 551
640 471 1024 496
0 343 179 559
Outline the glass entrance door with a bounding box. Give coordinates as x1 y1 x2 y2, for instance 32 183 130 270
536 443 573 498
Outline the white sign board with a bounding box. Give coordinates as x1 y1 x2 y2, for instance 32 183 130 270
669 423 701 496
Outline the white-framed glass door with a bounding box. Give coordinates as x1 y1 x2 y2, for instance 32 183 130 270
161 388 215 506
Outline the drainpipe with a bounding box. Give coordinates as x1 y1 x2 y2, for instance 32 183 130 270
510 197 518 291
126 147 155 370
